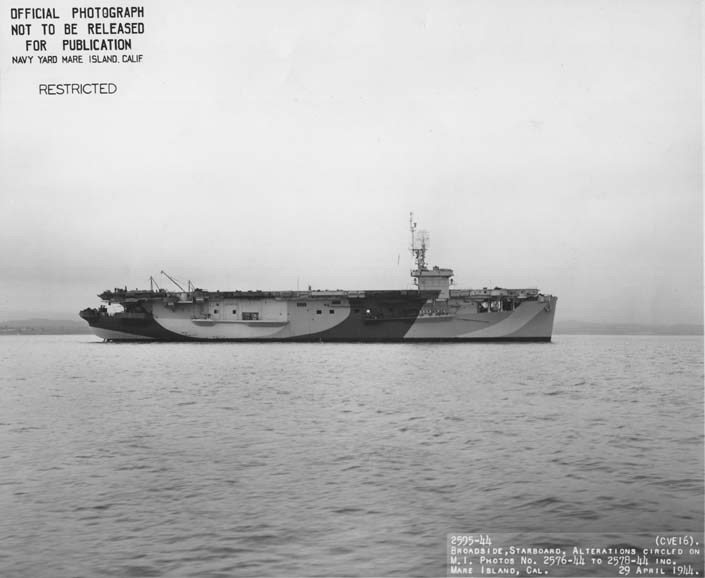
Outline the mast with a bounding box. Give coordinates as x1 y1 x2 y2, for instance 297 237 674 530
409 211 429 271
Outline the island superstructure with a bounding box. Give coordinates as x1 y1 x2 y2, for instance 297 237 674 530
80 216 557 341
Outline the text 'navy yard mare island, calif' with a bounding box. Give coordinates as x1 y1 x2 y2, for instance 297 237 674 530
79 215 557 342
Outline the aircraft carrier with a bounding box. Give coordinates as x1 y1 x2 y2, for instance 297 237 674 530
79 216 557 342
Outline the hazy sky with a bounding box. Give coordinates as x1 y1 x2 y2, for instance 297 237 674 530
1 0 702 324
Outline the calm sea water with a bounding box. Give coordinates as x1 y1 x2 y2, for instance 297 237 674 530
0 335 702 577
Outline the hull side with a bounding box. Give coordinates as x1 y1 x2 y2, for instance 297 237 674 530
93 327 155 341
81 296 557 342
288 292 428 341
403 298 556 340
81 311 189 341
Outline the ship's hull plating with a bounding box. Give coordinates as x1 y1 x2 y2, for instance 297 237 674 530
81 293 557 342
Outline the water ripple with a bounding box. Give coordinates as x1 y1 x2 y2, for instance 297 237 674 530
0 334 702 576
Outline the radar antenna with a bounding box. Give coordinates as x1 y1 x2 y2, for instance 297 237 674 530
409 211 430 271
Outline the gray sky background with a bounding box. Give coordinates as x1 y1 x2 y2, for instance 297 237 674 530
1 0 702 324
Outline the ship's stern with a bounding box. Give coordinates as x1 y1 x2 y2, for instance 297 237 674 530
79 307 156 341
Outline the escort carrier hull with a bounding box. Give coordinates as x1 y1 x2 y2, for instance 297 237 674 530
79 218 557 342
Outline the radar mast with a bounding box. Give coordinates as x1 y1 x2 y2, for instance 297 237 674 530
409 212 430 272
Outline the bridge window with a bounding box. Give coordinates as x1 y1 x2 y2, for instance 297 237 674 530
316 310 322 315
296 302 307 307
242 312 259 320
329 309 334 314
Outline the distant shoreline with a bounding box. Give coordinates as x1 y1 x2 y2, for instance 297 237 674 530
0 319 93 335
554 321 703 336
